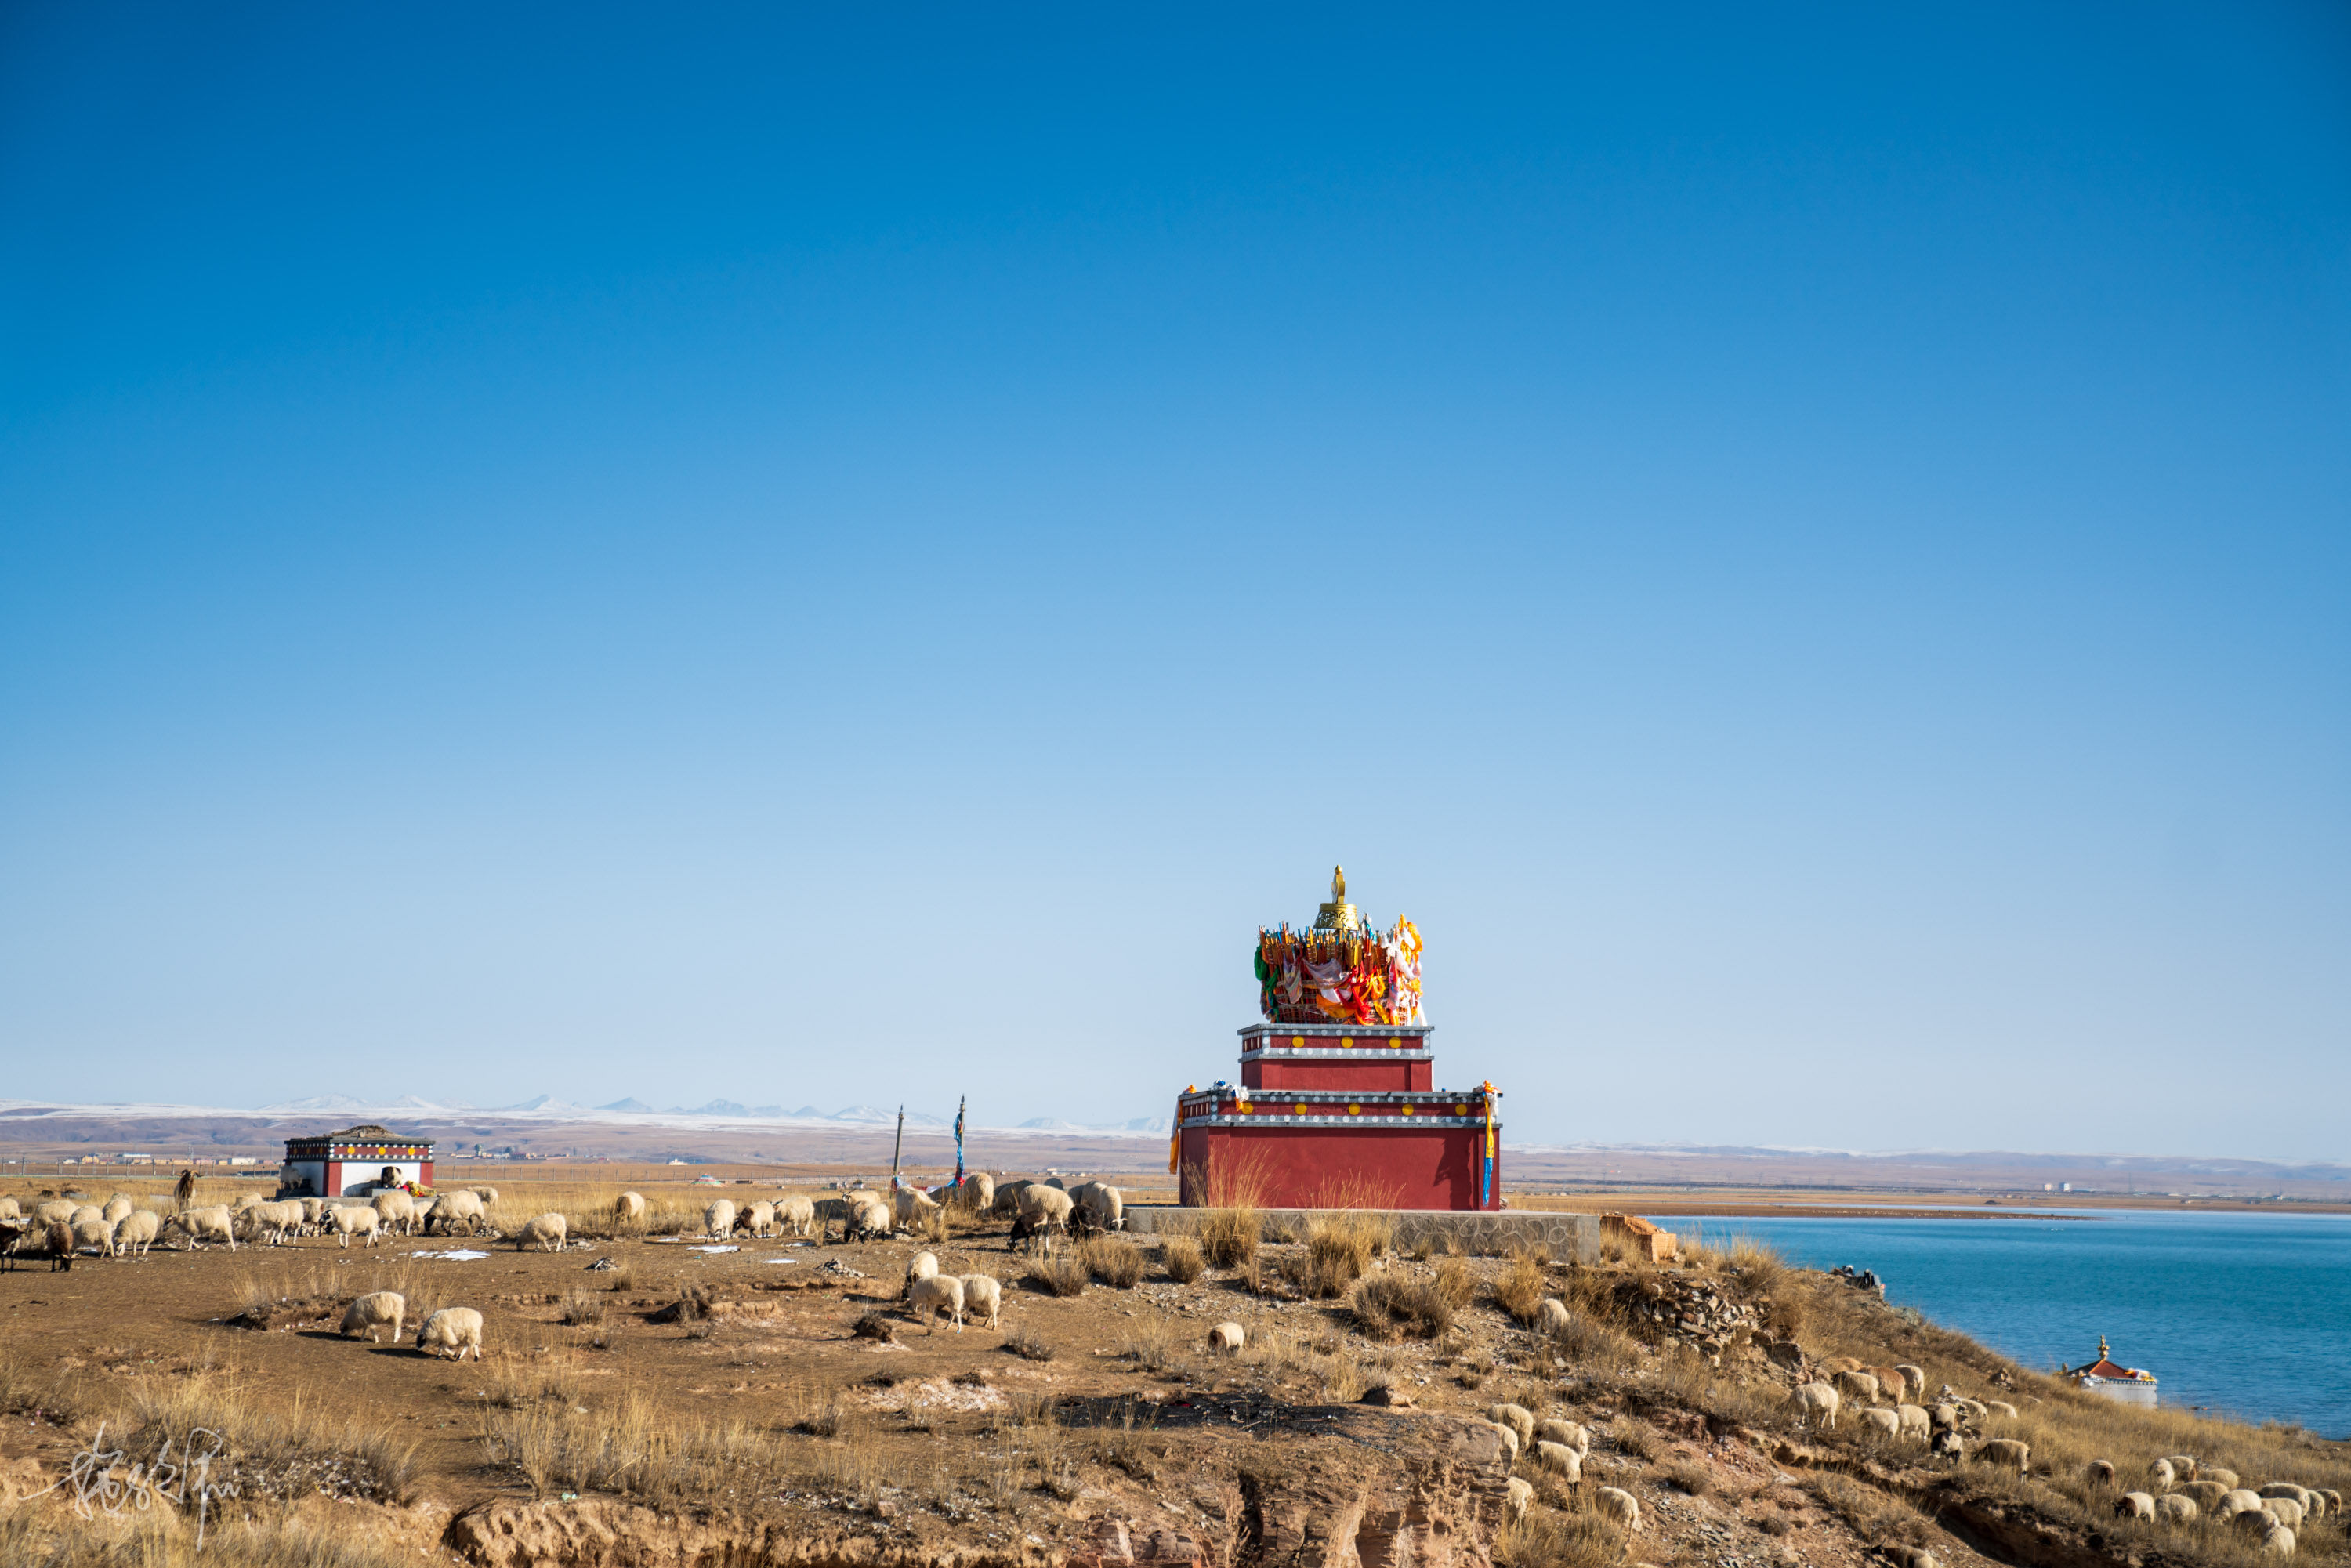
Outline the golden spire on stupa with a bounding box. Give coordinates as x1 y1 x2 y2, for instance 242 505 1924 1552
1313 864 1364 932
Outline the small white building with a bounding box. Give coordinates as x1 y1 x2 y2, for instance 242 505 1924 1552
280 1124 435 1197
2065 1336 2157 1407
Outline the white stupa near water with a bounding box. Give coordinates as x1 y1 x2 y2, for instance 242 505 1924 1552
2064 1335 2158 1407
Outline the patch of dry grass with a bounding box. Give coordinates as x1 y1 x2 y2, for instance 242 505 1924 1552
1197 1207 1260 1269
1353 1274 1454 1339
1083 1235 1145 1288
1495 1253 1546 1325
1494 1505 1627 1568
1025 1253 1088 1297
1161 1236 1205 1284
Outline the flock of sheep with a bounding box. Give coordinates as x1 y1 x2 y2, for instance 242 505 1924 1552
1777 1358 2330 1556
1470 1401 1643 1535
667 1172 1125 1254
0 1185 516 1267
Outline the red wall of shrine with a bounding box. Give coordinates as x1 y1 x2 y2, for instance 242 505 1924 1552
1176 1122 1498 1211
1239 1057 1431 1092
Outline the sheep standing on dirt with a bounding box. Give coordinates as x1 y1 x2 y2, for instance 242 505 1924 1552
904 1251 939 1300
895 1186 941 1229
777 1195 815 1237
1011 1186 1074 1253
1858 1408 1901 1439
1790 1382 1840 1429
1069 1182 1124 1233
426 1190 487 1236
114 1211 161 1258
42 1220 74 1270
341 1291 406 1343
957 1173 994 1211
240 1200 305 1245
1536 1419 1590 1455
416 1306 484 1360
1832 1370 1881 1407
614 1192 647 1224
69 1204 102 1227
101 1195 135 1224
739 1201 777 1239
845 1197 892 1244
1596 1488 1640 1531
1505 1478 1533 1522
1977 1439 2030 1475
165 1205 237 1251
332 1205 382 1248
70 1218 116 1257
516 1213 567 1252
372 1191 418 1237
1534 1298 1571 1334
1896 1405 1931 1442
704 1200 738 1239
1206 1321 1244 1355
1480 1422 1521 1461
2116 1494 2156 1522
960 1274 1002 1329
908 1273 965 1334
1486 1404 1535 1451
1533 1442 1581 1481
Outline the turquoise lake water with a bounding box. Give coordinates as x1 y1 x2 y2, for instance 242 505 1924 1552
1645 1209 2351 1437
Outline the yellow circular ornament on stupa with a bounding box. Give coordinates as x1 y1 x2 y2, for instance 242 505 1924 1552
1454 1103 1467 1115
1293 1104 1307 1117
1339 1036 1353 1048
1400 1103 1415 1116
1347 1103 1361 1116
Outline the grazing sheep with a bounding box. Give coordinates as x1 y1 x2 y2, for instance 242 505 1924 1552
472 1187 499 1205
68 1204 102 1227
340 1291 406 1343
1832 1370 1882 1407
1537 1419 1591 1455
1505 1477 1533 1522
2179 1481 2232 1512
904 1251 940 1299
2236 1505 2284 1534
331 1204 382 1248
704 1199 738 1238
71 1218 116 1257
371 1191 418 1237
299 1197 331 1229
165 1205 237 1251
1481 1421 1522 1462
33 1200 75 1226
516 1212 567 1252
2085 1460 2117 1487
2265 1500 2307 1530
2147 1459 2178 1493
1984 1400 2019 1421
2320 1491 2342 1517
1870 1365 1910 1403
426 1190 487 1236
894 1187 942 1229
2205 1468 2242 1490
957 1173 995 1211
908 1273 965 1334
0 1197 18 1219
2116 1494 2157 1522
1932 1431 1967 1459
2259 1484 2313 1508
231 1192 264 1212
740 1201 777 1238
1487 1404 1536 1450
113 1210 162 1258
959 1273 1002 1329
1930 1403 1963 1432
2261 1526 2295 1557
1069 1182 1125 1233
1978 1439 2030 1475
844 1197 892 1244
1790 1382 1841 1429
1858 1408 1901 1438
777 1195 815 1237
1012 1186 1075 1252
614 1191 647 1223
1532 1441 1581 1480
101 1195 134 1224
2157 1495 2198 1523
1533 1298 1572 1334
1596 1487 1640 1532
239 1200 305 1245
43 1220 74 1270
2222 1490 2266 1519
989 1179 1034 1217
1206 1320 1244 1354
416 1306 484 1360
1894 1363 1926 1400
2162 1454 2200 1481
1896 1405 1932 1442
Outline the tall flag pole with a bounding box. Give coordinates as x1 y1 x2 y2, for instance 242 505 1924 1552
953 1096 966 1186
1480 1083 1496 1209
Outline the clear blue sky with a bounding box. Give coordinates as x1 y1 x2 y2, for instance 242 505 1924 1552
3 5 2346 1160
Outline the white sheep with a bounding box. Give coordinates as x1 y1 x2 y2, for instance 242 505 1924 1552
472 1186 499 1205
70 1218 116 1256
1897 1404 1932 1442
1206 1320 1244 1354
416 1305 484 1360
165 1204 237 1251
1486 1403 1535 1450
1893 1363 1926 1400
777 1195 815 1237
2162 1454 2201 1482
1070 1181 1124 1232
2265 1500 2308 1530
904 1251 940 1299
1012 1185 1074 1251
332 1204 382 1248
960 1274 1002 1329
32 1200 75 1225
1505 1477 1533 1522
341 1291 406 1343
957 1173 995 1211
113 1210 162 1258
908 1273 965 1334
371 1191 418 1237
1985 1400 2020 1421
2147 1459 2178 1493
1536 1418 1590 1454
230 1191 264 1212
844 1196 892 1243
240 1200 305 1244
2204 1468 2243 1490
1832 1369 1882 1407
2222 1490 2265 1518
2261 1526 2295 1556
2157 1495 2198 1523
426 1190 487 1236
516 1212 567 1252
614 1191 647 1224
1790 1382 1840 1429
1977 1439 2030 1475
705 1199 738 1238
894 1186 941 1227
1534 1298 1571 1334
69 1204 102 1227
0 1197 18 1219
1481 1421 1521 1461
101 1195 134 1224
2116 1493 2156 1521
1859 1408 1902 1438
1532 1441 1581 1481
1596 1487 1640 1531
2259 1485 2313 1509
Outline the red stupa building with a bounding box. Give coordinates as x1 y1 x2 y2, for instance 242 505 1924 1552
1173 869 1502 1211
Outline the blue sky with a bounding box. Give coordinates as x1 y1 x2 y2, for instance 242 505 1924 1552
2 5 2346 1159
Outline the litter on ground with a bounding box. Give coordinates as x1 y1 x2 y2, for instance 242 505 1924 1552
408 1249 491 1261
693 1244 740 1254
